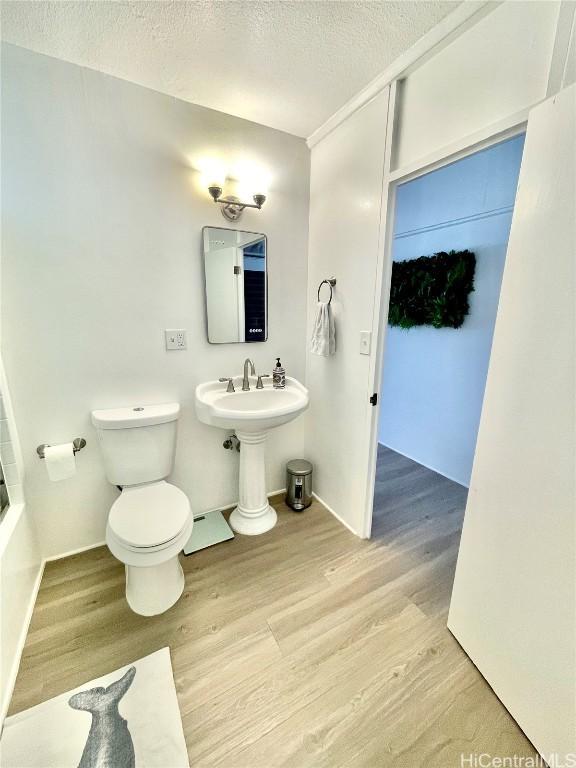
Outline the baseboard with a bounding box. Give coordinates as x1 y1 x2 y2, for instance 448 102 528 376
194 488 286 519
378 442 469 488
0 558 45 728
44 490 289 560
266 489 287 508
44 540 106 563
312 492 365 538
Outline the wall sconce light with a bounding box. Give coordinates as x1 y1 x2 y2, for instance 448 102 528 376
208 185 267 222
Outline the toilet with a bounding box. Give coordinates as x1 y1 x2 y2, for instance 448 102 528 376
91 402 193 616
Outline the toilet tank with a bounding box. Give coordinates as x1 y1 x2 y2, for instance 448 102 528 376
91 403 180 487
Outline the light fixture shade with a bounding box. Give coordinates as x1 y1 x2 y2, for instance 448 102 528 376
208 185 223 202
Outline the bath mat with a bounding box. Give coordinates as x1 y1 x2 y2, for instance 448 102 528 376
1 647 189 768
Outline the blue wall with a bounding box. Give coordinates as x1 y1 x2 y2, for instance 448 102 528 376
378 135 525 486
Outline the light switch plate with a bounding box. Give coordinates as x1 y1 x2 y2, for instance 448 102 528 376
359 331 372 355
165 329 187 350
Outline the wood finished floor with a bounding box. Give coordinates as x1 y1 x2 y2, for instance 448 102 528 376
9 446 537 767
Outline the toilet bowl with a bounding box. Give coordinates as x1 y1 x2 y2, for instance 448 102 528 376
91 402 192 616
106 481 193 616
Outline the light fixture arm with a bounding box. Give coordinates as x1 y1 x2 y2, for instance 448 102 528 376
208 186 266 212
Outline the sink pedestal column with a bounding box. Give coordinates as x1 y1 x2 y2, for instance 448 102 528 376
229 430 277 535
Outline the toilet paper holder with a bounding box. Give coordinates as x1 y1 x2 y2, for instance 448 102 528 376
37 437 86 459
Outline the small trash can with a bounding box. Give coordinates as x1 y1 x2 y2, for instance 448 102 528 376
286 459 313 511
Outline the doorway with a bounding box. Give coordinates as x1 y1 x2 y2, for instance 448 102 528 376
372 134 525 543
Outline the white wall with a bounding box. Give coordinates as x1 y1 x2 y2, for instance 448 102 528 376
448 84 576 761
304 89 389 535
378 135 525 486
0 505 41 723
394 1 560 170
1 43 310 559
0 362 42 724
306 1 568 536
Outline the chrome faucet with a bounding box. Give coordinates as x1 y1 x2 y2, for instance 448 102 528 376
242 358 256 391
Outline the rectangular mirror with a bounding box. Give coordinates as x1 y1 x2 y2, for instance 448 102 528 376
203 227 267 343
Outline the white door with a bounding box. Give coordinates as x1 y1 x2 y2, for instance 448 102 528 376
448 84 576 760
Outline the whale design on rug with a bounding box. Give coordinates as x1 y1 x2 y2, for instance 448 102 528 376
68 666 137 768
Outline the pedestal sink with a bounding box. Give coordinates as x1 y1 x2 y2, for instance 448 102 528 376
195 376 309 535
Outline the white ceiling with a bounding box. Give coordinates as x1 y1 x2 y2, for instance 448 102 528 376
0 1 460 138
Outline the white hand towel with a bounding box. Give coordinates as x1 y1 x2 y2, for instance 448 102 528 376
310 301 336 357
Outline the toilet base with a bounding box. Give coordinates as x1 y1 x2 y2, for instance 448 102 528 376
106 516 192 617
125 556 185 616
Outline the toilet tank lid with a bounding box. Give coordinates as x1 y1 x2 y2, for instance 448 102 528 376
91 403 180 429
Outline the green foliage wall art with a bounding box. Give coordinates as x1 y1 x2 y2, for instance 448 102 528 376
388 250 476 330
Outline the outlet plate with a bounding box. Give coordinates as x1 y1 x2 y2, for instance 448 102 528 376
165 329 187 350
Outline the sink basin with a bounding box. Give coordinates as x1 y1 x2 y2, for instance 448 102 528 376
195 375 309 536
195 376 309 432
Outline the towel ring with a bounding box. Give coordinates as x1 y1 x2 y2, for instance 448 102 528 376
317 278 337 304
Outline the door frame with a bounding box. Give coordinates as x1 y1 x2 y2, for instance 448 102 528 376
361 93 530 538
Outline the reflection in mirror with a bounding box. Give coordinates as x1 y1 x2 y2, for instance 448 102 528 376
203 227 267 344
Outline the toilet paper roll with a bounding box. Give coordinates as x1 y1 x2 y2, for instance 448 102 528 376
44 443 76 481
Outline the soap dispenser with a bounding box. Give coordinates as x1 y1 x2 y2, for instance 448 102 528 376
273 358 286 389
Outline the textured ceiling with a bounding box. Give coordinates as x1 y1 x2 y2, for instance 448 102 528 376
0 1 460 138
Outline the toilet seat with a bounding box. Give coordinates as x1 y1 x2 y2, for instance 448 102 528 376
109 481 191 550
